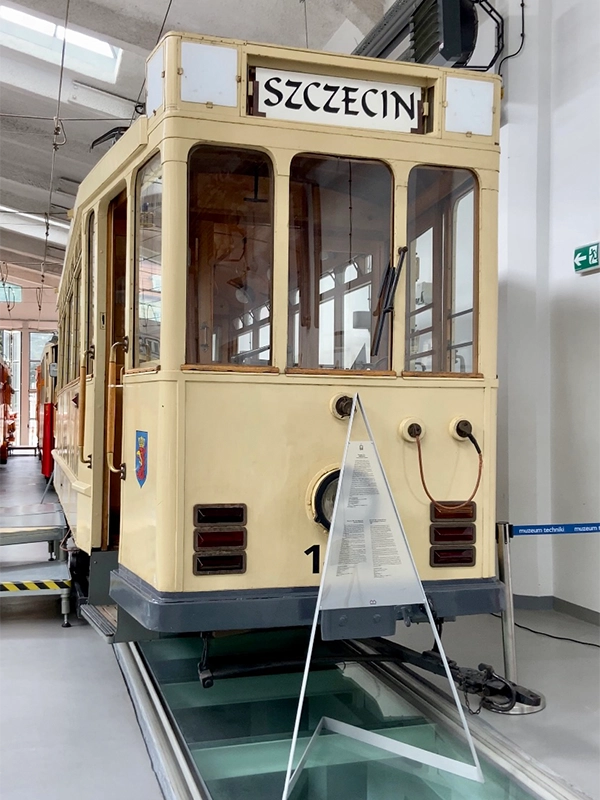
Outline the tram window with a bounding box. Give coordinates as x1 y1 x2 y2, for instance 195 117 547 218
135 154 163 367
65 294 73 383
86 212 95 375
186 147 273 367
287 155 392 371
406 166 477 374
72 270 81 382
58 309 65 388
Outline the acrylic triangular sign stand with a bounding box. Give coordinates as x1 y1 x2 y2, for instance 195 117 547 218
282 394 484 799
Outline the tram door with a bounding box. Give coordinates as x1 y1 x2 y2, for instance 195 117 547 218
103 191 127 550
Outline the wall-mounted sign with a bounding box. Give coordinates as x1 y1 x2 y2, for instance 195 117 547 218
513 522 600 536
574 242 599 274
252 67 421 133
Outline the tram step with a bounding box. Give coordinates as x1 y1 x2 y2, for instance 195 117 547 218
81 603 118 642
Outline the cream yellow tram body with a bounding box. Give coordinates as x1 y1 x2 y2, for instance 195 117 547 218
54 31 502 635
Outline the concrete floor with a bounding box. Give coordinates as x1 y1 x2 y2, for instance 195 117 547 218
392 606 600 799
0 457 162 800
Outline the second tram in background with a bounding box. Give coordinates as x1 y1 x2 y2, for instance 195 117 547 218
35 335 58 479
1 356 14 465
52 31 502 640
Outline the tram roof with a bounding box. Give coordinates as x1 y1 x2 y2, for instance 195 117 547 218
58 31 500 298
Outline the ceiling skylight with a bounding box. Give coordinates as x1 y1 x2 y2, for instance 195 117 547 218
0 4 122 84
0 205 70 247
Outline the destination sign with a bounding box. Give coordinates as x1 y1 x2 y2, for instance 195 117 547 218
254 67 421 133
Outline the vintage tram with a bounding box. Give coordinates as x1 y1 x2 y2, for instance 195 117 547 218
54 32 502 639
35 335 58 478
0 356 14 464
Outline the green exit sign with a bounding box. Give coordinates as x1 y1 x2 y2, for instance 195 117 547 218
574 242 599 274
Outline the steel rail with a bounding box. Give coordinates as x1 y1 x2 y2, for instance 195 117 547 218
115 638 591 800
113 642 211 800
350 640 591 800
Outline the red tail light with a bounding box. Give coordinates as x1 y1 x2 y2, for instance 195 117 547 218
194 504 247 525
194 529 246 549
430 525 475 544
430 547 476 567
193 554 246 575
430 502 476 522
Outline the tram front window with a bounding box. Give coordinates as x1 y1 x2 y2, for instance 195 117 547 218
186 147 274 367
288 155 393 371
406 166 477 374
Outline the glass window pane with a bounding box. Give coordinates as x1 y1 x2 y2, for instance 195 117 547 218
406 167 477 373
453 190 474 315
28 331 54 446
451 310 473 348
29 331 52 363
87 212 96 373
288 155 392 371
74 272 80 379
136 154 162 366
187 147 273 366
0 283 22 303
408 353 432 372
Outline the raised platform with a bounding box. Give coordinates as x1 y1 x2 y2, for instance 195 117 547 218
0 460 70 625
0 502 66 545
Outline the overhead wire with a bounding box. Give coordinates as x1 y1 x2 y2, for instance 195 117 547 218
39 0 72 324
9 0 175 302
300 0 309 48
0 113 136 121
0 261 13 318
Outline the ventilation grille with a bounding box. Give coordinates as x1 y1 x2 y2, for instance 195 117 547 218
411 0 441 64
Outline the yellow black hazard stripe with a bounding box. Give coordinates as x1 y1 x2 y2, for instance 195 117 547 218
1 579 71 591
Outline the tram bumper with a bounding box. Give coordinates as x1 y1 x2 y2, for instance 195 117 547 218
110 565 505 634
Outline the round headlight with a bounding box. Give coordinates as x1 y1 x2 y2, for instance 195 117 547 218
313 469 340 530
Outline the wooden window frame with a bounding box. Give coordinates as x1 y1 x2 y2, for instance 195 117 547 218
186 145 275 369
287 154 394 373
405 167 478 376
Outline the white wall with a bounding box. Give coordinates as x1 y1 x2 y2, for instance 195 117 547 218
548 0 600 613
497 0 600 612
497 0 554 598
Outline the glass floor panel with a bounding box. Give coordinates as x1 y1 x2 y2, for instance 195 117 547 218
139 630 541 800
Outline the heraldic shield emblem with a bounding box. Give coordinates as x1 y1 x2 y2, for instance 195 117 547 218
135 430 148 487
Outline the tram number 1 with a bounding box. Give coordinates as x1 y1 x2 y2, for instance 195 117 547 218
304 544 320 574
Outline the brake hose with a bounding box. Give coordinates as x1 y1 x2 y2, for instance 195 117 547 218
415 432 483 513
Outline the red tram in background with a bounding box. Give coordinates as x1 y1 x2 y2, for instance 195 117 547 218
35 336 58 478
0 357 14 464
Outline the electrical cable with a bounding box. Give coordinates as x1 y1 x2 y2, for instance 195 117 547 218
0 114 136 121
498 0 525 78
39 0 72 324
491 613 600 648
415 433 483 513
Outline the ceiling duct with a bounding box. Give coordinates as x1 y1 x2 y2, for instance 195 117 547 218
411 0 478 66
